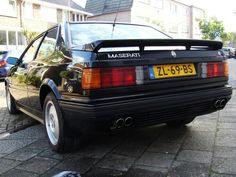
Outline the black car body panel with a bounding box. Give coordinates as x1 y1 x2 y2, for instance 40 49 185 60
60 86 232 131
5 22 232 133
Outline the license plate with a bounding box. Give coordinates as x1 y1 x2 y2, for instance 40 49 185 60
149 63 196 79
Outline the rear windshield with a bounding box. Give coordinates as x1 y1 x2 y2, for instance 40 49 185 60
69 23 170 47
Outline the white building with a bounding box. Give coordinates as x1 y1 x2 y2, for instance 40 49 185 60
0 0 92 51
86 0 205 39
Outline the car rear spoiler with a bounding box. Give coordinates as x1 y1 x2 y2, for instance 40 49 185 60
82 39 223 52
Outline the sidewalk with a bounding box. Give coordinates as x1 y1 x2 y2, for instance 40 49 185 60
0 59 235 177
0 90 235 176
0 83 35 134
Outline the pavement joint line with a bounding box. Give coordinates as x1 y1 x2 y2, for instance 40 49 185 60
209 106 223 177
166 126 190 176
4 147 59 175
38 155 64 176
3 168 40 177
127 126 167 173
84 133 126 174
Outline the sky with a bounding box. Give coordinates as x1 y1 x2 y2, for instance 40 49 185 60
178 0 236 32
73 0 87 8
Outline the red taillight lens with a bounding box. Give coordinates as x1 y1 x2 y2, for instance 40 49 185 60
82 67 136 90
112 68 124 87
207 62 227 78
101 68 112 88
0 60 6 68
112 67 136 87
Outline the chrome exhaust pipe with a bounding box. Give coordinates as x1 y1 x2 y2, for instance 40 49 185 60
214 100 221 108
220 99 226 108
115 118 125 129
124 117 133 127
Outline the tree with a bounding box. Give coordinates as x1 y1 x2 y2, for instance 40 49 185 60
22 28 39 44
151 20 165 32
228 32 236 47
197 17 225 40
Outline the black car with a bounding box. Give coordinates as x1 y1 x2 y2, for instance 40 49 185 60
5 22 232 153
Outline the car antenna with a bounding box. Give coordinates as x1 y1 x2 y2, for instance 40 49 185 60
111 0 122 38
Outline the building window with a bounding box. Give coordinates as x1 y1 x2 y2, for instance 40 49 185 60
33 4 40 18
0 31 26 46
152 0 163 9
169 25 178 33
8 31 16 45
41 7 57 23
138 0 150 4
170 3 178 14
181 7 188 16
57 9 63 23
80 15 83 21
182 25 189 33
0 31 7 45
194 26 201 35
71 13 76 21
24 2 33 19
17 32 26 45
137 16 150 23
9 0 16 16
0 0 16 17
76 14 80 21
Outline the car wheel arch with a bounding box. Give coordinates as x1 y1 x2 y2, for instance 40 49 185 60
39 79 62 109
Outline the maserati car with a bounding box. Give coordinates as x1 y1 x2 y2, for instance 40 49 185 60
5 22 232 152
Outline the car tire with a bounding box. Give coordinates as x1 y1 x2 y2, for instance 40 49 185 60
166 117 195 127
43 92 79 153
5 87 20 114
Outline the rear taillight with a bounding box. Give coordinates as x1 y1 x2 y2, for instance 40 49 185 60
201 61 228 78
82 68 101 89
0 60 6 68
82 66 138 90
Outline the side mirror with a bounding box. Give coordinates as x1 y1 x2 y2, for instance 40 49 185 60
6 57 19 65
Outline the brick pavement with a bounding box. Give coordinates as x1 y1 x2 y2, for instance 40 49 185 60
0 89 234 177
0 82 35 134
0 58 235 177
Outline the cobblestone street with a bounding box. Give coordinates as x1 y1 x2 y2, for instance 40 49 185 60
0 60 235 177
0 82 35 134
0 79 235 176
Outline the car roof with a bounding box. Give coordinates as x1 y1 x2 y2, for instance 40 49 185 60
68 21 158 28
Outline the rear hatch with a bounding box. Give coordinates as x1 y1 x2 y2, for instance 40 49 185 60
80 39 228 98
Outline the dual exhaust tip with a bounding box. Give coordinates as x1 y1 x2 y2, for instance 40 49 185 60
113 117 133 129
214 98 227 108
112 98 227 129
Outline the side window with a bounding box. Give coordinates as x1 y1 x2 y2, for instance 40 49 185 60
36 28 57 61
21 35 44 63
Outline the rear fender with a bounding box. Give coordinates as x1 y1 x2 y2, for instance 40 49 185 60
40 78 62 100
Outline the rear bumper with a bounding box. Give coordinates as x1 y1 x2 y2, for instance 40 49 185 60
59 86 232 131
